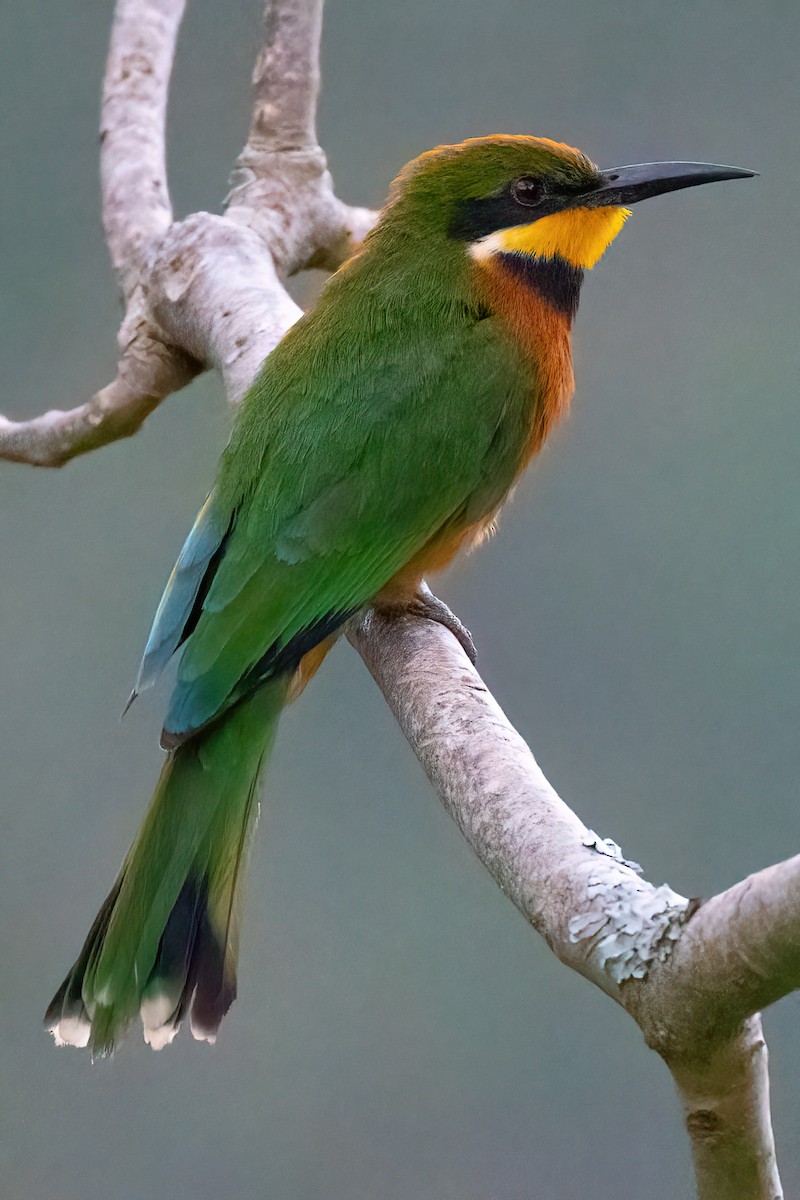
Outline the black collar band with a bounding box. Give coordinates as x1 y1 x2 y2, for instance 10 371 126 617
497 252 584 321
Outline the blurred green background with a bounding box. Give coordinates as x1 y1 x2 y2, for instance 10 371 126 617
1 1 798 1197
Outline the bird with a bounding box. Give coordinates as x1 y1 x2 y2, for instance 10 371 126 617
45 134 754 1055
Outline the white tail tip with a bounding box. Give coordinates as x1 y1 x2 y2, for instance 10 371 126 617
49 1015 91 1048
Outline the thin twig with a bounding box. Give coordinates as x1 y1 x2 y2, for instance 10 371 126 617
225 0 375 269
102 0 183 292
0 330 196 468
245 0 323 153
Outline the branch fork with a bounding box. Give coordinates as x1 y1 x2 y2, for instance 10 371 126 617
0 0 373 467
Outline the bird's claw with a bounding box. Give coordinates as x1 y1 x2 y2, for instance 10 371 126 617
405 584 477 664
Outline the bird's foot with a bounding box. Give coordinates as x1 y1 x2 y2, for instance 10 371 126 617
403 583 477 664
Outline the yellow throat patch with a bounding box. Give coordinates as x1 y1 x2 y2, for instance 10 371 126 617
473 205 630 270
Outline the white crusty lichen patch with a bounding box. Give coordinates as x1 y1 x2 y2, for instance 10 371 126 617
569 832 691 984
580 830 642 873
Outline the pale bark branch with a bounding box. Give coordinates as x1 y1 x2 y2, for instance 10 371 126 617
642 856 800 1044
101 0 182 291
349 608 691 998
670 1017 780 1200
0 327 196 468
0 0 377 467
4 1 796 1195
242 0 323 153
143 213 304 401
224 0 375 272
348 608 792 1200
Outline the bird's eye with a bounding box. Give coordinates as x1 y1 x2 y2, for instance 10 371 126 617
512 176 543 207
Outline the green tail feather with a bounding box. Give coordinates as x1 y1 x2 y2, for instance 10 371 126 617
45 680 287 1055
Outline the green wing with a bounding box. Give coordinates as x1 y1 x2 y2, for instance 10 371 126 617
157 297 532 742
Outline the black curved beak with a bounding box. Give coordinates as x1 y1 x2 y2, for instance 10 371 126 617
586 161 757 207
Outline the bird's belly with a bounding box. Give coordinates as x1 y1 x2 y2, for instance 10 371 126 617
378 517 495 604
377 277 574 605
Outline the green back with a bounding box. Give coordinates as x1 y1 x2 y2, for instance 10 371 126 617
147 175 546 740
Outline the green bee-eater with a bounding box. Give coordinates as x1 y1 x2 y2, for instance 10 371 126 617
45 135 753 1054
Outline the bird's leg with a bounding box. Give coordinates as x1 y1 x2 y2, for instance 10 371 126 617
401 582 477 664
